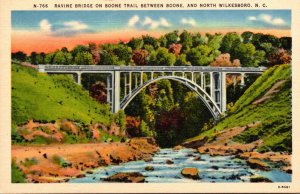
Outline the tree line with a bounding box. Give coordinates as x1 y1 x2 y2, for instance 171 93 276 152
12 30 291 68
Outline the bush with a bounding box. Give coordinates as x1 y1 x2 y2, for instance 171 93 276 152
12 160 26 183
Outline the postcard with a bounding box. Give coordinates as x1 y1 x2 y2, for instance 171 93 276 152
0 0 300 193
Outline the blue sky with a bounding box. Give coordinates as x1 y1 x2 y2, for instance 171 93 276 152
12 10 291 35
12 10 291 54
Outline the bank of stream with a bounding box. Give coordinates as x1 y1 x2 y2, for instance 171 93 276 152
70 148 291 183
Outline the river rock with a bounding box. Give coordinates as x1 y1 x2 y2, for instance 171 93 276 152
250 175 272 182
182 136 208 148
103 172 145 183
282 166 292 174
166 159 174 164
193 156 201 161
181 167 200 180
145 166 154 171
246 159 271 171
211 165 219 170
76 174 86 178
173 145 183 151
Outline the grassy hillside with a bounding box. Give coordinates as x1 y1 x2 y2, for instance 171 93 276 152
187 64 291 153
12 63 111 126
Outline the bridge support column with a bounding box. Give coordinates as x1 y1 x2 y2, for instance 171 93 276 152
240 73 245 86
113 71 120 113
76 72 82 85
210 72 214 100
129 72 132 95
106 74 112 107
140 72 143 85
221 72 227 113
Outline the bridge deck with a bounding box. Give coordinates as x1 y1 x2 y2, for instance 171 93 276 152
38 65 266 73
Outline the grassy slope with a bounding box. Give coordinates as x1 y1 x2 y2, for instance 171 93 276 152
12 63 111 126
187 64 291 153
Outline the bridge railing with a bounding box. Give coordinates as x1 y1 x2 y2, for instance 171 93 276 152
38 65 267 73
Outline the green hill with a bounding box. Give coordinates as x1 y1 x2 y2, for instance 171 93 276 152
12 63 112 126
186 64 291 153
11 63 127 144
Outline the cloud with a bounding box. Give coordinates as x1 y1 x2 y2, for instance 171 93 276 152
63 21 88 31
128 15 140 27
248 16 257 21
248 14 286 26
180 18 197 27
128 15 171 29
39 19 89 36
39 19 52 33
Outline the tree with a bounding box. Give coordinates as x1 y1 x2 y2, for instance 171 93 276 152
179 30 193 52
232 43 265 67
132 49 149 66
71 45 89 58
210 53 240 67
241 31 254 44
279 37 292 50
127 38 144 50
175 54 190 66
165 30 179 47
148 47 176 66
74 51 93 65
44 52 55 64
158 36 167 48
220 32 241 54
268 49 291 67
52 50 73 65
142 35 160 49
113 44 132 64
12 51 27 62
168 43 182 57
88 43 100 64
192 32 206 47
207 34 222 50
186 45 216 66
30 52 38 65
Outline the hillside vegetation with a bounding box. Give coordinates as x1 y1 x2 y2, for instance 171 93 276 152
11 63 126 144
12 63 111 125
187 64 291 153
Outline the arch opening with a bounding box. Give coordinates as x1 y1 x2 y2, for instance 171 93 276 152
120 76 222 120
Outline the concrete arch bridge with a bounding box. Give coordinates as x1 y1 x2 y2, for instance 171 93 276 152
38 65 266 120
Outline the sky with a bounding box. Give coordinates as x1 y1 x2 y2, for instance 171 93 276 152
11 10 291 54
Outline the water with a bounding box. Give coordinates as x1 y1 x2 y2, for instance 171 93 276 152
69 148 291 183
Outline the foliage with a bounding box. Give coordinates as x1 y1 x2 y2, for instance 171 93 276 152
220 32 241 54
12 159 26 183
148 47 176 66
112 110 126 132
52 155 70 168
74 51 93 65
12 63 111 126
187 64 291 153
21 157 38 168
232 43 265 67
186 45 216 66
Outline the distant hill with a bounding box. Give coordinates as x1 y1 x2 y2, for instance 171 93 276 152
185 64 291 153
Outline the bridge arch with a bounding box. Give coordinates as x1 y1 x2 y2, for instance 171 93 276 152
120 76 222 120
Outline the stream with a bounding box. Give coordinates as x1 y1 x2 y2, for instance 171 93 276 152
70 148 291 183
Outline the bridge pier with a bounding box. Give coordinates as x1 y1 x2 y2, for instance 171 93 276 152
113 71 120 113
221 72 227 113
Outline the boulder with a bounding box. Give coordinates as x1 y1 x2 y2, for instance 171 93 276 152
166 159 174 164
145 166 154 171
193 156 201 161
76 174 86 178
250 175 273 182
246 159 271 171
173 145 183 151
103 172 145 183
182 136 208 149
282 166 292 174
181 167 200 180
